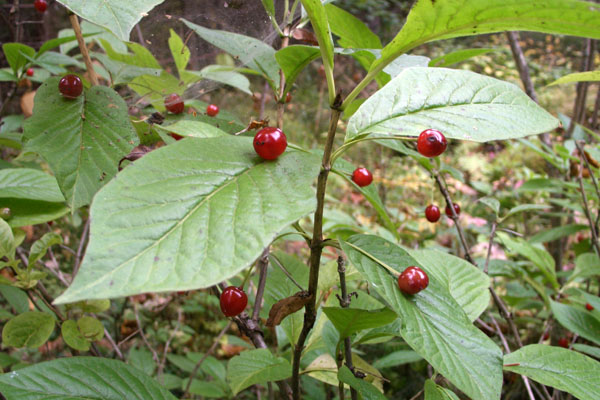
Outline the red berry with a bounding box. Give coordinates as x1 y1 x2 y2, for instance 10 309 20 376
397 266 429 295
425 204 441 223
351 167 373 187
164 93 184 114
58 74 83 99
220 286 248 317
206 104 219 117
253 127 287 160
445 203 461 218
558 337 569 348
169 133 184 141
26 68 34 77
34 0 47 13
417 129 447 157
285 92 292 103
542 332 550 341
586 303 594 311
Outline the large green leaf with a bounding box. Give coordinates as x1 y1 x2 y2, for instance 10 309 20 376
550 301 600 345
0 356 177 399
323 307 397 338
370 0 600 75
338 366 386 400
504 344 600 400
2 43 35 74
0 168 64 202
226 349 291 395
372 350 423 369
407 249 490 321
187 65 252 95
57 0 164 41
424 379 460 400
24 77 138 209
429 48 497 68
276 45 320 93
340 235 503 400
346 67 559 142
55 137 319 303
154 120 229 139
324 3 381 49
0 198 69 228
181 19 280 89
0 219 14 259
548 70 600 86
569 252 600 282
300 0 334 77
2 311 55 348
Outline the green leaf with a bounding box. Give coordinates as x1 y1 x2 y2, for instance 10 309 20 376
0 219 14 259
0 198 69 228
324 3 381 49
57 0 164 41
429 48 497 67
28 232 62 265
497 232 558 289
548 70 600 86
304 352 383 391
78 315 104 341
128 347 157 376
154 120 229 140
300 0 334 83
55 138 319 303
24 77 138 209
129 72 183 109
185 380 227 398
529 224 588 244
346 68 559 143
372 350 423 369
0 69 17 82
0 285 30 314
550 301 600 345
2 311 55 348
38 34 97 57
168 29 190 76
323 307 397 338
0 168 64 202
570 253 600 282
101 40 161 68
226 349 292 395
181 18 280 89
501 204 551 220
407 249 490 321
261 0 275 18
0 356 178 399
337 365 386 400
276 45 320 92
370 0 600 75
2 43 35 74
478 196 500 215
61 319 91 351
93 53 162 86
188 65 252 94
572 343 600 359
424 379 460 400
504 344 600 400
340 235 503 400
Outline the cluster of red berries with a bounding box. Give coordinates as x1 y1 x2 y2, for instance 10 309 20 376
34 0 47 13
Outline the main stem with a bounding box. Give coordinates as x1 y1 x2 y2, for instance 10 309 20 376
291 96 342 399
69 14 98 86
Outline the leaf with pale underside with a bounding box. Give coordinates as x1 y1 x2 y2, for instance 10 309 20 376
24 77 138 209
346 67 559 143
55 137 319 304
57 0 164 41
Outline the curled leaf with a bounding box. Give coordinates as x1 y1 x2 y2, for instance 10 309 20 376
266 291 312 327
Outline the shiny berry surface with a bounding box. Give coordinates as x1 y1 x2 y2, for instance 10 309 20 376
253 127 287 160
351 167 373 187
425 205 441 222
285 92 292 103
170 133 184 141
445 203 461 218
586 303 594 311
26 68 34 77
164 93 184 114
558 337 569 348
417 129 447 157
220 286 248 317
397 266 429 295
58 74 83 99
206 104 219 117
34 0 47 13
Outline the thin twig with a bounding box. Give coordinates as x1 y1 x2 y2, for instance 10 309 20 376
157 309 183 381
277 26 291 129
69 14 99 86
336 256 358 400
271 254 305 291
182 321 232 398
253 248 270 322
73 218 90 278
408 389 424 400
575 159 600 257
133 302 160 365
484 222 497 275
567 39 595 136
103 326 124 359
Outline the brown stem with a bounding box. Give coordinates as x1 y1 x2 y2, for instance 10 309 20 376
574 141 600 232
592 84 600 129
575 157 600 258
69 14 99 86
484 222 497 275
73 218 90 278
292 95 343 400
506 32 538 103
336 256 358 400
182 321 232 398
133 302 160 365
277 27 291 129
253 248 270 322
567 39 595 136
